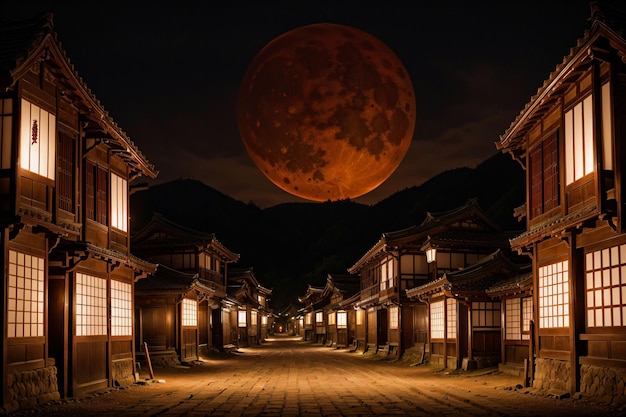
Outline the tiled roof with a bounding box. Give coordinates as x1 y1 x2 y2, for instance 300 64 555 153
135 264 214 295
0 12 157 178
132 212 240 262
406 250 530 298
497 3 626 153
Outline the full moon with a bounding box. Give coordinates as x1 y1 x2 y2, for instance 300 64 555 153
237 23 416 202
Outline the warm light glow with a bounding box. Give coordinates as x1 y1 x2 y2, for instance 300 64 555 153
20 98 55 180
7 250 44 338
111 280 132 336
111 172 128 232
238 310 247 327
182 298 197 327
426 248 437 263
337 310 347 328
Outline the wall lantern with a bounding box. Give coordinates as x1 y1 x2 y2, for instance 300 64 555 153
426 247 437 263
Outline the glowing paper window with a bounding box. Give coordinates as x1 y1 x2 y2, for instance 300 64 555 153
389 306 398 330
337 311 347 328
305 313 312 325
446 298 457 339
7 250 44 338
251 310 258 326
238 310 247 327
430 300 444 339
111 280 132 336
315 311 323 323
261 315 268 325
539 261 569 328
20 98 55 179
505 298 521 340
76 273 107 336
111 172 128 232
327 312 335 325
182 298 197 327
585 245 626 327
565 94 594 185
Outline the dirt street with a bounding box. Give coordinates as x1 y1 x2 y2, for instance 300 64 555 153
7 335 624 417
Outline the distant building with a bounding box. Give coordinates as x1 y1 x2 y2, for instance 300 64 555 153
227 267 273 347
131 212 239 354
348 198 519 361
0 13 157 411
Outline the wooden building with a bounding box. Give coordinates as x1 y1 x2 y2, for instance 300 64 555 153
134 264 214 365
485 267 533 380
0 13 159 411
495 2 626 398
227 267 272 347
298 284 327 343
321 274 360 349
130 212 239 353
406 250 530 370
348 198 516 360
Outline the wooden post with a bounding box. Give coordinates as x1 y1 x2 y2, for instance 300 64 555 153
143 342 155 380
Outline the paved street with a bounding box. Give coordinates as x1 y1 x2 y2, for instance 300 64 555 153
10 335 623 417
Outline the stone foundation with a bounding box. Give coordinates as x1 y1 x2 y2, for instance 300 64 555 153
3 366 59 413
580 364 626 405
532 357 571 392
112 358 136 387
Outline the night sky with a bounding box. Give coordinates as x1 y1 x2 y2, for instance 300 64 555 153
2 1 596 207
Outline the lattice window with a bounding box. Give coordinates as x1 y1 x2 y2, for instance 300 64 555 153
337 311 347 328
238 310 247 327
182 298 197 327
472 301 501 328
586 245 626 327
7 250 44 338
430 300 444 339
446 298 457 339
389 306 398 330
111 280 132 336
76 273 107 336
539 261 569 328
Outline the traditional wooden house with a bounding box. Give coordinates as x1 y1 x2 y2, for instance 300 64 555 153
227 267 272 347
348 198 515 360
298 284 328 343
130 212 239 353
322 273 360 349
495 2 626 399
406 250 530 370
134 265 214 364
0 13 159 410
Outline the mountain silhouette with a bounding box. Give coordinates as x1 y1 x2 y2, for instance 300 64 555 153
130 151 525 311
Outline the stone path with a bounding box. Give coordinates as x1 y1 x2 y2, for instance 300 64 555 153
8 335 624 416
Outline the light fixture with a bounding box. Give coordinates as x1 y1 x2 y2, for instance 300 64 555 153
426 247 437 263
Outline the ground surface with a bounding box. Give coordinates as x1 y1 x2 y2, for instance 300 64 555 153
7 335 625 416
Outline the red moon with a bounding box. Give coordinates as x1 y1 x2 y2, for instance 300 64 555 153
237 23 416 202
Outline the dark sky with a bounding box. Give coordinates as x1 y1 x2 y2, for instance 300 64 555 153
2 1 596 207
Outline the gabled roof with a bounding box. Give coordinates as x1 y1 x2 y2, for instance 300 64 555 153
0 13 157 179
131 212 240 262
228 267 272 310
349 198 510 272
497 3 626 159
135 264 215 297
405 249 531 300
